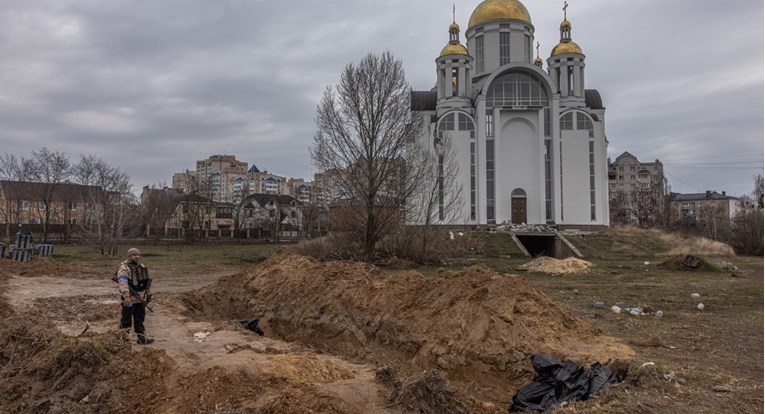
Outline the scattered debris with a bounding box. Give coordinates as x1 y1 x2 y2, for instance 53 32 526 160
697 303 705 311
193 331 211 342
691 293 701 298
611 305 621 314
712 385 731 393
682 255 701 268
722 262 740 277
663 371 687 385
76 321 91 337
593 301 605 308
638 362 655 369
655 310 664 318
496 223 557 233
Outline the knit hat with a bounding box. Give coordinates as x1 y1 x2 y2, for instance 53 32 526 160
127 248 141 257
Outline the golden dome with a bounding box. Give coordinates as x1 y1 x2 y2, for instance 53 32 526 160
449 22 460 31
440 43 469 57
560 19 571 28
534 56 543 66
551 40 582 56
468 0 531 29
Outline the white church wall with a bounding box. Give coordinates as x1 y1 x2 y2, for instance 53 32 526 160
560 129 591 224
495 112 542 224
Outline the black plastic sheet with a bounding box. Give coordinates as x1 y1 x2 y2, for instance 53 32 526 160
510 354 619 412
233 318 265 336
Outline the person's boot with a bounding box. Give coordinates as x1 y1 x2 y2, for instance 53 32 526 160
136 333 154 345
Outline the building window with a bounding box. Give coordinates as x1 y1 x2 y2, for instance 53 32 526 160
37 202 46 211
545 139 552 222
68 202 77 211
486 139 495 223
560 112 573 130
21 200 29 211
470 142 476 220
440 113 455 131
458 113 473 131
486 71 549 108
476 35 484 73
525 34 532 61
485 111 494 137
500 32 510 66
589 141 596 221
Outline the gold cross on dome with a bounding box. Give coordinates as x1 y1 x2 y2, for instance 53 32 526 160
563 1 568 20
536 41 540 56
453 3 456 23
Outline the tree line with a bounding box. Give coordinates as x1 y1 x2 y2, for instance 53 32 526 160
0 148 135 255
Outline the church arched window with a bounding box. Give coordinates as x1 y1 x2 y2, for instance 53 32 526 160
437 113 455 131
560 112 573 130
486 71 549 108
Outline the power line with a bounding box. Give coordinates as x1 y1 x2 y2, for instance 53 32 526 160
663 171 702 192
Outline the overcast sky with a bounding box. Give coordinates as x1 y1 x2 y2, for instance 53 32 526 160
0 0 762 197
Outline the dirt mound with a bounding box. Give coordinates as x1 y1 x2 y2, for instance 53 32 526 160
0 314 174 413
0 256 77 277
518 256 593 275
182 248 633 403
657 255 722 272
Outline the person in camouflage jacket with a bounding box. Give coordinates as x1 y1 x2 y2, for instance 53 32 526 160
116 247 154 344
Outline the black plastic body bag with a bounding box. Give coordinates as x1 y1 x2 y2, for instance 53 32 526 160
510 354 618 412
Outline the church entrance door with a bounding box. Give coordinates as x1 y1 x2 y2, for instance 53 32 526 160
511 188 527 224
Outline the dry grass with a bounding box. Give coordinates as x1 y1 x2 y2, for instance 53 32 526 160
606 225 735 257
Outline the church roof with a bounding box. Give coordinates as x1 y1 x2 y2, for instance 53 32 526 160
585 89 604 109
248 165 260 173
551 40 582 56
411 91 437 111
468 0 532 29
439 43 469 57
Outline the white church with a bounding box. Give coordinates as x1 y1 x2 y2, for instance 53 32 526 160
412 0 609 230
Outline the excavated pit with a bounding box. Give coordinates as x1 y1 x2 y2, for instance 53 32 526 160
182 247 633 403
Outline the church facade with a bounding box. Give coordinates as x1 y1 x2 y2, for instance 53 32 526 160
411 0 609 229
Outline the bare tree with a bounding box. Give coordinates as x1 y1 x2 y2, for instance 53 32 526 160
408 132 463 257
0 153 34 181
724 175 763 256
311 51 427 258
71 154 132 255
141 185 177 238
27 148 71 242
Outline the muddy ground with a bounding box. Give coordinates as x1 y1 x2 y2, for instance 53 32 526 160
0 243 762 413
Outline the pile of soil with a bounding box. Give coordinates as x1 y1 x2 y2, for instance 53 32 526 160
657 255 722 272
0 256 76 277
0 314 173 413
518 256 594 275
182 248 632 403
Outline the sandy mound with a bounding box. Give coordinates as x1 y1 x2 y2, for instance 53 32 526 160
182 248 632 403
518 256 593 275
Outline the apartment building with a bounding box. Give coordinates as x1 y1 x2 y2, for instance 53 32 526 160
670 190 739 225
0 180 107 239
608 152 669 225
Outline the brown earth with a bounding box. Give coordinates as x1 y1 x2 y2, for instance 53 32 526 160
0 248 632 413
